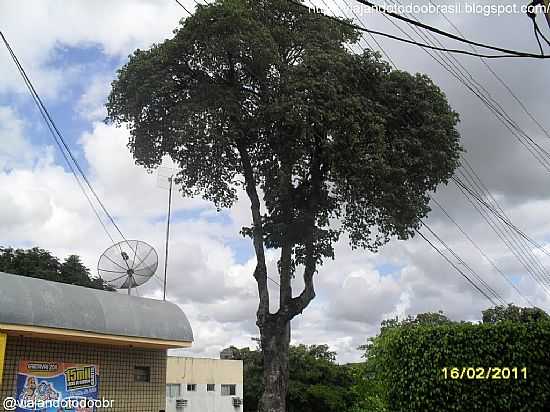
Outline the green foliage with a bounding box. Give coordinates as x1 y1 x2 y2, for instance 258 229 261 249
106 0 462 261
482 304 549 324
0 247 113 291
232 344 358 412
362 309 550 411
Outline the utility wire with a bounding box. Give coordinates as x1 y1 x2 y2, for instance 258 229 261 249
430 0 550 141
316 2 510 303
1 31 129 245
351 0 550 58
377 0 550 172
416 227 500 306
459 161 550 283
1 31 119 245
421 222 506 305
431 196 534 306
335 0 398 68
453 177 550 262
342 0 548 302
174 0 192 14
290 0 550 58
453 171 550 295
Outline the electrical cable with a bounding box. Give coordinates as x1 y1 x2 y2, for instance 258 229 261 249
453 177 550 262
430 0 550 141
415 226 500 305
315 2 512 304
431 196 535 306
421 222 506 305
351 0 549 58
376 0 550 172
1 31 130 245
1 31 118 245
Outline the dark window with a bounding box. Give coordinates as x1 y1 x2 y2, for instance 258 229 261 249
207 384 215 392
187 383 197 392
221 384 236 396
134 366 150 382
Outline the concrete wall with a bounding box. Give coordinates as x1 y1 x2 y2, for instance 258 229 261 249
166 357 243 412
0 335 167 412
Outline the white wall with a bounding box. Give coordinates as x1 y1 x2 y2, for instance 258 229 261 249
165 357 244 412
165 383 243 412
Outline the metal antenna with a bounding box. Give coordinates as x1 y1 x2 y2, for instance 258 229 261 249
158 167 179 301
164 175 174 301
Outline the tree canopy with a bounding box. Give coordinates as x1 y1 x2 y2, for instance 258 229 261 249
0 246 113 290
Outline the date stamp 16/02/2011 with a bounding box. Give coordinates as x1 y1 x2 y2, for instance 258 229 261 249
441 367 527 380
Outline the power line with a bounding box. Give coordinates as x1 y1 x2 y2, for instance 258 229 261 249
459 161 550 282
311 1 520 303
415 226 500 306
453 176 550 263
339 0 397 68
339 0 549 302
430 0 550 141
1 30 120 245
454 171 550 296
376 0 550 172
351 0 550 58
431 196 534 306
421 222 506 305
310 2 510 304
173 0 192 14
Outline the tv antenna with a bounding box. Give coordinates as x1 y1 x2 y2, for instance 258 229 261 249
158 166 178 301
97 240 158 295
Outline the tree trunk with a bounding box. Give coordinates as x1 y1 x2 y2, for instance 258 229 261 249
258 318 291 412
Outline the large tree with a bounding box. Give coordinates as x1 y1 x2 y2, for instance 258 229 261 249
106 0 461 410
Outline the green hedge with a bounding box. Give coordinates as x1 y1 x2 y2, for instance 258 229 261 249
372 321 550 411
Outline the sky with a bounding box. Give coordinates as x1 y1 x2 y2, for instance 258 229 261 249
1 0 550 363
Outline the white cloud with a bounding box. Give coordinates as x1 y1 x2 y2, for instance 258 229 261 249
0 106 35 170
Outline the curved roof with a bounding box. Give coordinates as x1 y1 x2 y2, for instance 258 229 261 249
0 272 193 343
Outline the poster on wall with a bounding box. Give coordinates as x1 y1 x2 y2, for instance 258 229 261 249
15 361 99 411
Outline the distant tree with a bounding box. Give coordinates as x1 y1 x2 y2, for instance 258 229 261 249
106 1 461 410
482 304 549 324
0 246 113 291
0 246 60 282
233 344 357 412
232 347 264 412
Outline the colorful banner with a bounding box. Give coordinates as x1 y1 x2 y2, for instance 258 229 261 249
15 361 99 411
0 333 6 385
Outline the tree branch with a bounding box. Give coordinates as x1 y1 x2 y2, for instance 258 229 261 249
237 142 270 324
287 137 323 319
277 164 294 315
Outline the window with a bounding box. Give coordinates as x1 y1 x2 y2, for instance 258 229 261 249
207 384 215 392
134 366 150 383
221 384 236 396
166 384 181 398
187 384 197 392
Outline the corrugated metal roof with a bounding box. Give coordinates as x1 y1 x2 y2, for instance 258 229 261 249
0 271 193 343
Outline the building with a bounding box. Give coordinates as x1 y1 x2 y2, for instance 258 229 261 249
166 356 243 412
0 271 193 411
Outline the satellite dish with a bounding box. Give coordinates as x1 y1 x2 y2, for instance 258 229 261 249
98 240 158 295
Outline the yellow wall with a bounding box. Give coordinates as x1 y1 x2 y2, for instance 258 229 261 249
1 335 167 412
166 357 243 385
0 333 6 385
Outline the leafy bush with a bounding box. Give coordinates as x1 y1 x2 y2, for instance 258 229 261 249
364 311 550 411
